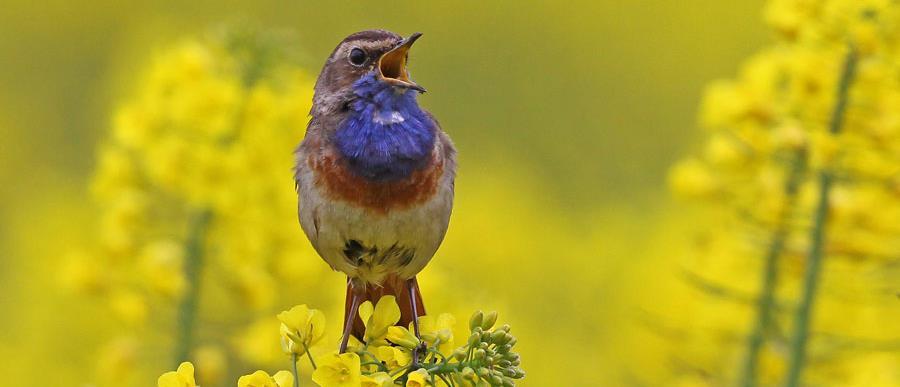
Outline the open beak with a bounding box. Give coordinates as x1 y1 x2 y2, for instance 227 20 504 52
377 32 426 93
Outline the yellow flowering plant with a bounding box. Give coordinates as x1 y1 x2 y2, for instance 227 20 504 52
656 0 900 386
61 28 334 385
157 297 525 386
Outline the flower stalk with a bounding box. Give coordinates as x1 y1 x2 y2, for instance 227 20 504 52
740 149 806 387
784 45 857 387
291 353 300 387
174 210 212 366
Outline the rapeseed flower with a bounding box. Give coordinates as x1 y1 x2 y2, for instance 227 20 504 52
237 370 294 387
278 304 326 355
405 369 429 387
158 362 196 387
655 0 900 386
65 28 325 385
311 352 362 387
359 296 402 345
156 296 525 386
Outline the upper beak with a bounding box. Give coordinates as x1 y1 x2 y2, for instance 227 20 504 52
377 32 426 93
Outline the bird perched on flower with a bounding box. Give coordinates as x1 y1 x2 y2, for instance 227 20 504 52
293 30 456 353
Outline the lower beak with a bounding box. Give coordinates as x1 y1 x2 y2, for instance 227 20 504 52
377 32 426 93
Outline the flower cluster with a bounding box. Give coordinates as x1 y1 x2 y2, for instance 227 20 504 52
157 297 525 386
653 0 900 386
59 29 333 385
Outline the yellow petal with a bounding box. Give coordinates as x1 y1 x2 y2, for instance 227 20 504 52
273 370 294 387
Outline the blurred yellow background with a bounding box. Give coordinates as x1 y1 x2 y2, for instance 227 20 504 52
2 1 897 386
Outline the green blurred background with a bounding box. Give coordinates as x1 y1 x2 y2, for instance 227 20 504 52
0 0 770 385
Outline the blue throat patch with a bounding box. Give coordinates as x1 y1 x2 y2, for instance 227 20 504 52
334 73 435 181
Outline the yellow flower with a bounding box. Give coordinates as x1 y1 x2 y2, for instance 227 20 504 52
157 362 196 387
312 352 361 387
358 295 401 344
374 345 411 369
108 289 147 325
237 370 294 387
277 304 326 354
386 326 421 350
194 345 228 386
417 313 456 354
139 239 186 299
361 372 394 387
406 368 430 387
668 158 719 198
58 250 107 294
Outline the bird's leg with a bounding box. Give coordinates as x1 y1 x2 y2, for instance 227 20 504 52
407 278 426 367
339 280 362 353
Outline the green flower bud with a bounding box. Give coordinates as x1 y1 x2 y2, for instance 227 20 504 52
490 330 506 344
490 375 503 385
468 332 480 347
474 348 486 360
481 311 498 330
477 367 490 378
452 348 467 361
462 367 476 380
469 311 484 331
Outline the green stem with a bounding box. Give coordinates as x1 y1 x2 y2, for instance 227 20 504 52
740 150 806 387
784 46 857 387
303 344 317 370
292 352 300 387
173 210 212 366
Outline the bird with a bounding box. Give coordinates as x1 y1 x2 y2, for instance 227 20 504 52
293 30 456 354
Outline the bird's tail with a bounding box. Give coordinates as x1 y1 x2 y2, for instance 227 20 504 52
344 275 426 342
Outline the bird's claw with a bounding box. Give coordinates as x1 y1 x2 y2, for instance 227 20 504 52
410 342 427 369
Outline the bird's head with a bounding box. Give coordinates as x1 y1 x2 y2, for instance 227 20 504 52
312 30 425 117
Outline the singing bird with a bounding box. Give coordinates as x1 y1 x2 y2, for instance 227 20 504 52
293 30 456 353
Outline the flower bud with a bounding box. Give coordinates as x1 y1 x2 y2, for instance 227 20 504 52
469 311 484 331
468 332 480 347
490 330 507 344
481 311 498 330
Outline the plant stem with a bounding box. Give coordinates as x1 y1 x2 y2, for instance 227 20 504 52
303 344 317 370
173 210 212 366
784 46 857 387
740 150 806 387
292 352 300 387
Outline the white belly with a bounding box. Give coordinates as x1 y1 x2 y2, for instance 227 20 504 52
296 165 454 284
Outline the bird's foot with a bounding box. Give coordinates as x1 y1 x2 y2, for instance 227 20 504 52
410 341 427 369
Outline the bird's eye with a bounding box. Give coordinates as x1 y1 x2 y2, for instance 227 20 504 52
348 48 367 66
